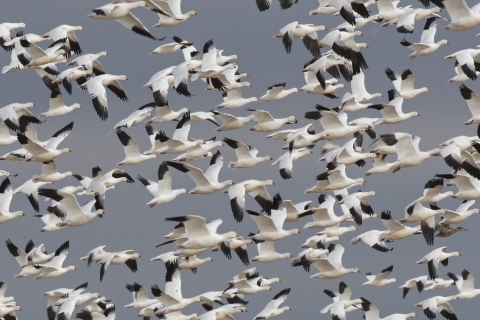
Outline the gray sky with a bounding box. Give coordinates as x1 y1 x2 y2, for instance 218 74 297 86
1 0 480 319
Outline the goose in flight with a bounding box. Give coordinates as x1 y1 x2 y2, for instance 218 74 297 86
223 138 273 168
273 21 328 58
0 178 24 224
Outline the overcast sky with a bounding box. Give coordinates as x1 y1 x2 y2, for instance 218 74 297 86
1 0 480 319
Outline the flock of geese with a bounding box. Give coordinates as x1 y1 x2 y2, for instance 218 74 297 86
3 0 480 319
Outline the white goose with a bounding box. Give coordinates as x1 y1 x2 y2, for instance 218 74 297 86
416 247 461 280
34 241 77 279
5 239 41 278
116 130 157 165
419 178 454 203
151 36 192 54
351 230 391 252
38 188 105 227
137 161 187 207
392 7 445 33
435 173 480 200
253 288 291 319
192 40 237 80
152 0 197 27
0 178 24 224
340 92 373 113
147 100 189 124
216 88 258 109
226 179 275 222
380 210 422 242
299 194 350 228
32 160 72 182
379 133 440 172
247 109 297 132
157 113 204 154
125 282 158 308
0 121 17 146
189 111 220 126
269 124 328 149
350 71 382 102
87 1 157 39
80 245 112 266
414 296 457 320
377 0 413 21
425 278 454 291
273 21 327 58
80 74 128 120
445 48 480 81
42 282 89 320
442 0 480 30
66 51 108 75
273 146 314 179
40 92 82 118
440 200 480 224
173 139 223 162
384 68 429 99
459 84 480 124
400 18 449 58
166 154 234 195
223 138 273 168
363 265 397 286
309 244 361 279
399 275 434 298
114 102 154 129
18 37 66 67
54 66 92 94
259 83 298 101
368 89 419 124
13 178 52 212
99 250 141 282
304 105 370 140
361 298 418 320
284 199 313 222
0 102 38 131
165 215 237 249
325 163 366 191
251 239 291 263
448 269 480 300
321 138 378 166
210 110 255 132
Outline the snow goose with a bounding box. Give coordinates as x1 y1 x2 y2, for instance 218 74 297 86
223 138 272 168
322 281 359 313
448 61 480 82
435 173 480 200
56 292 102 320
439 200 479 224
88 1 158 39
116 130 157 165
152 0 197 27
191 40 237 80
309 0 342 15
416 246 461 280
274 125 328 149
301 54 347 90
400 18 449 58
401 200 444 245
325 0 370 25
380 133 440 172
0 22 26 49
38 188 105 227
251 239 291 263
363 265 397 286
377 0 413 22
340 92 373 113
425 278 454 291
419 178 453 204
32 160 72 182
325 162 365 191
0 102 40 131
351 230 391 252
384 68 429 99
392 7 445 33
5 239 40 278
197 291 223 311
114 102 154 129
210 110 255 131
16 126 73 163
226 179 275 222
414 296 457 320
247 198 301 241
211 237 251 266
368 89 419 124
42 282 89 320
440 0 480 30
399 275 434 298
273 146 314 179
166 155 234 195
299 194 350 228
34 241 77 279
283 200 313 222
333 13 383 31
216 49 239 66
369 136 397 154
321 138 378 166
319 224 358 238
448 269 480 300
361 298 418 320
318 30 368 74
40 92 82 118
0 178 24 224
125 283 158 308
18 37 66 67
13 178 52 212
247 109 297 132
258 83 298 101
54 66 92 94
146 100 189 124
336 189 376 217
80 74 128 120
0 121 17 146
80 245 111 266
151 36 192 54
300 235 339 248
305 105 371 140
459 84 480 124
165 215 237 249
445 48 480 81
189 111 219 126
253 288 291 319
173 138 223 162
205 66 251 92
309 244 360 279
299 74 345 97
216 88 258 109
350 71 382 102
226 276 273 295
75 306 115 320
99 249 140 282
273 22 328 58
0 283 14 304
138 161 187 207
66 51 108 75
291 248 329 269
42 25 84 57
0 305 22 319
380 210 422 241
157 113 204 154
